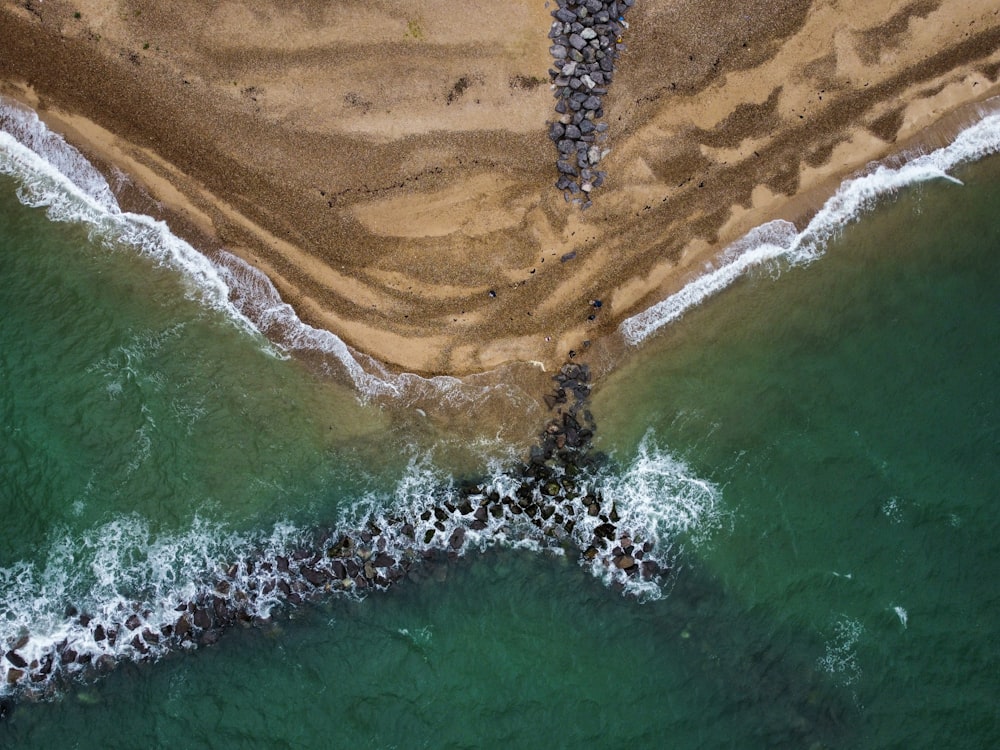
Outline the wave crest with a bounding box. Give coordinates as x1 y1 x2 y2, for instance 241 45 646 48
621 103 1000 345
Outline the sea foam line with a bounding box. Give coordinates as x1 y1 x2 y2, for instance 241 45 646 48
0 96 515 406
620 104 1000 345
0 432 718 700
0 102 260 339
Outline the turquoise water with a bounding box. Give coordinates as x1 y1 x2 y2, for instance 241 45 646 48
1 102 999 748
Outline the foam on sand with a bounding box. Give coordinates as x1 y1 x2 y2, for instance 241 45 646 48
620 103 1000 346
0 96 529 407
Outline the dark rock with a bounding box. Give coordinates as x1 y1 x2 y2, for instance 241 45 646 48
4 651 27 669
96 654 115 673
301 566 329 587
615 555 635 569
125 614 142 631
6 669 24 685
213 597 234 623
193 608 212 630
595 522 617 539
557 160 578 176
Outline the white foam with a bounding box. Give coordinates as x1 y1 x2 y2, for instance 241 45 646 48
892 605 908 629
817 615 864 687
620 105 1000 345
0 96 527 407
599 430 723 545
584 431 723 599
344 434 721 600
0 426 726 698
0 512 317 696
0 102 258 339
0 102 118 212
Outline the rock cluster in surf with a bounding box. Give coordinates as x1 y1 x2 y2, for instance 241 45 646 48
1 362 666 711
547 0 633 206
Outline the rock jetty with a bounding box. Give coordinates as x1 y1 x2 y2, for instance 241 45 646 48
547 0 633 205
1 361 669 711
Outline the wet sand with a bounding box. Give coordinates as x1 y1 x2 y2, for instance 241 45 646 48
1 0 998 375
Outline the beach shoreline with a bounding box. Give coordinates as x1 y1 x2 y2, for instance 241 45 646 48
1 0 999 377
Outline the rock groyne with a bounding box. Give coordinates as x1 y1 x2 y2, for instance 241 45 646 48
547 0 634 205
1 362 668 710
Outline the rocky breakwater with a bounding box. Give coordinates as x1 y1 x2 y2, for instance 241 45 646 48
547 0 633 206
1 362 668 711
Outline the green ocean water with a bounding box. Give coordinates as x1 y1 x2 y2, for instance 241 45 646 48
0 115 998 750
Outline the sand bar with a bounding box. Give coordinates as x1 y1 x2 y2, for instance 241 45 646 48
1 0 999 375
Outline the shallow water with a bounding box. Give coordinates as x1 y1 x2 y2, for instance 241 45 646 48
1 103 999 748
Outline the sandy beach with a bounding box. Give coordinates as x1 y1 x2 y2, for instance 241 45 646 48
1 0 999 375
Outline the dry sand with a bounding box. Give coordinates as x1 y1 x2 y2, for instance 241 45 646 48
1 0 999 376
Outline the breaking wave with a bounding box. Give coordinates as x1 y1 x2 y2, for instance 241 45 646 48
0 96 527 407
620 101 1000 345
0 436 719 699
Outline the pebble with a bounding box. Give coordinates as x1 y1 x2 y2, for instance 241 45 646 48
546 0 630 201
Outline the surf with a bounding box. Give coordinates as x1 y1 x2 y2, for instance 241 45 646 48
0 96 532 409
620 99 1000 345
